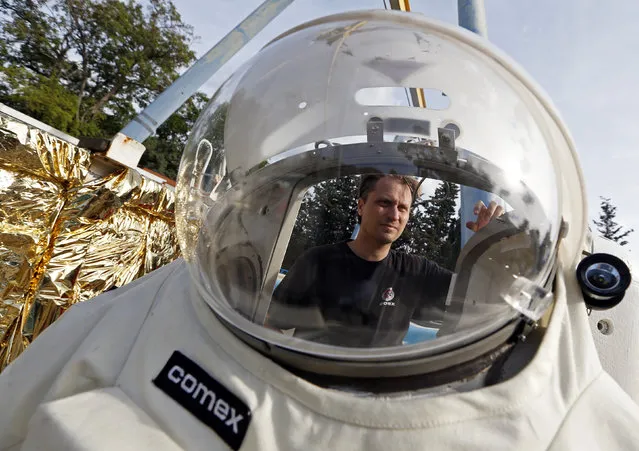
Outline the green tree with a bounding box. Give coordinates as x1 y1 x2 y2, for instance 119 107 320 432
594 196 634 246
0 0 198 165
394 181 460 270
422 182 460 269
283 175 360 269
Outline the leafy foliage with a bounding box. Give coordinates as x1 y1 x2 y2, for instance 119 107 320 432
594 197 634 246
283 176 360 269
394 182 460 270
0 0 204 178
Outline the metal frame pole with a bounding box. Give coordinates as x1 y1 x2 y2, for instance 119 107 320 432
457 0 493 246
457 0 488 36
119 0 295 144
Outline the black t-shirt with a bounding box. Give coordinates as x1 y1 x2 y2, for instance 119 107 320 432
270 241 453 347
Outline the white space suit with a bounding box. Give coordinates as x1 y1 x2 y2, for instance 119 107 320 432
2 10 639 451
1 257 638 450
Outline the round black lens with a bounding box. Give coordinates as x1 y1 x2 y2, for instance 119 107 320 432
576 253 632 310
585 263 620 292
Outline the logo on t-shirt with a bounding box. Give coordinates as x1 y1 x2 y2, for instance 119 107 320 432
380 287 396 306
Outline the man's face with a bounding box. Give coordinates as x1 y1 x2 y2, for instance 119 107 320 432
357 177 412 245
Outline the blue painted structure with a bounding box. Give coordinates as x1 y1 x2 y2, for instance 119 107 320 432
457 0 494 247
403 323 439 344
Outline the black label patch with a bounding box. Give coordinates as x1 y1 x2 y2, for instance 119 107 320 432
153 350 251 450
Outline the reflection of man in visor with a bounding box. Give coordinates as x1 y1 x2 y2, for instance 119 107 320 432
1 10 638 451
269 174 502 346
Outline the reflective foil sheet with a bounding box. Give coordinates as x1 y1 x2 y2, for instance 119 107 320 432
0 110 180 370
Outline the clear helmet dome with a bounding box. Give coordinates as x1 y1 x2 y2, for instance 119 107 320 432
175 10 582 382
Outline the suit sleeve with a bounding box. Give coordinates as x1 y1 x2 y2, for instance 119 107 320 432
0 260 181 450
0 294 114 449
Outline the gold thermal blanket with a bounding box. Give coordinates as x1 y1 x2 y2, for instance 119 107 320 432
0 112 179 371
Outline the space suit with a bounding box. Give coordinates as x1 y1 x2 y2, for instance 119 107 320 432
1 10 638 451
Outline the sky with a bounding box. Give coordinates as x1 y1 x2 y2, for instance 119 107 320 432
170 0 639 253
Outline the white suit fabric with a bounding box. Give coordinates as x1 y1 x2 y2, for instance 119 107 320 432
587 236 639 403
1 258 638 451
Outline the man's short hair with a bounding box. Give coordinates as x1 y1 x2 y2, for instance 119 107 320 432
358 174 420 201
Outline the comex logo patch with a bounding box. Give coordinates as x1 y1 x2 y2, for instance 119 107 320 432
167 365 245 433
153 350 251 451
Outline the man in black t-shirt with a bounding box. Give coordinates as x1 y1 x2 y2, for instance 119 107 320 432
269 174 502 347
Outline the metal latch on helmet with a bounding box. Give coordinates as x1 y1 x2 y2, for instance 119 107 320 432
366 117 384 143
436 127 458 164
501 276 553 323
